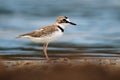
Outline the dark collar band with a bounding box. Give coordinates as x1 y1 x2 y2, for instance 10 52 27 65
58 26 64 32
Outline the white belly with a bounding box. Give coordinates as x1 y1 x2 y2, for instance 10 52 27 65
28 31 63 43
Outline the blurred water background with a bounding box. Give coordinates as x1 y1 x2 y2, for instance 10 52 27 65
0 0 120 59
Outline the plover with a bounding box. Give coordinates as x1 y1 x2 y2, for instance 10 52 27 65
17 16 76 60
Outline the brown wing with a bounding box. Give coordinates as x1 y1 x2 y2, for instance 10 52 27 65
17 25 58 38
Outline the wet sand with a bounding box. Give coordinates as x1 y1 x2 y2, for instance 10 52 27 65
0 57 120 80
1 57 120 68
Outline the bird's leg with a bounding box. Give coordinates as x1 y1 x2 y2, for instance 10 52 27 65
43 43 49 60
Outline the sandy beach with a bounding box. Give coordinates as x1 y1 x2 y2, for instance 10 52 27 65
0 57 120 80
1 57 120 68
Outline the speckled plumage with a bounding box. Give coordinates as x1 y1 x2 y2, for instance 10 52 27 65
18 25 59 38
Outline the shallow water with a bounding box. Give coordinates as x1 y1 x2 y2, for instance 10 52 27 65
0 0 120 59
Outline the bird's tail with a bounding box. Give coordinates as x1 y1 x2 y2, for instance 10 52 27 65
16 35 23 38
16 36 22 38
16 35 30 38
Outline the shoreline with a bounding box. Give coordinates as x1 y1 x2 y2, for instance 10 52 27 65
0 57 120 80
1 56 120 69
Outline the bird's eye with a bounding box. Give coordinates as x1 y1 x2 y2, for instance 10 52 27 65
61 19 68 23
62 19 67 22
63 19 66 21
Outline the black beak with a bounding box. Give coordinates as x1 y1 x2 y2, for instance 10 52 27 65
69 22 76 25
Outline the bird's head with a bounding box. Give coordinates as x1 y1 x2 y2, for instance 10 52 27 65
55 16 76 28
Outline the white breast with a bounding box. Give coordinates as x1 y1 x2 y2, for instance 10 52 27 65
28 31 63 43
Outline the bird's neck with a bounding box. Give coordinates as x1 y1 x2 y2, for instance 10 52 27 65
55 23 69 29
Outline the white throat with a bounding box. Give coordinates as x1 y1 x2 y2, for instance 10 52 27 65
57 23 70 29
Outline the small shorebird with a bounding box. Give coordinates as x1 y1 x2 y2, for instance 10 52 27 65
17 16 76 60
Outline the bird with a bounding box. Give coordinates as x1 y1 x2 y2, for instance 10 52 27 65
16 16 76 60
